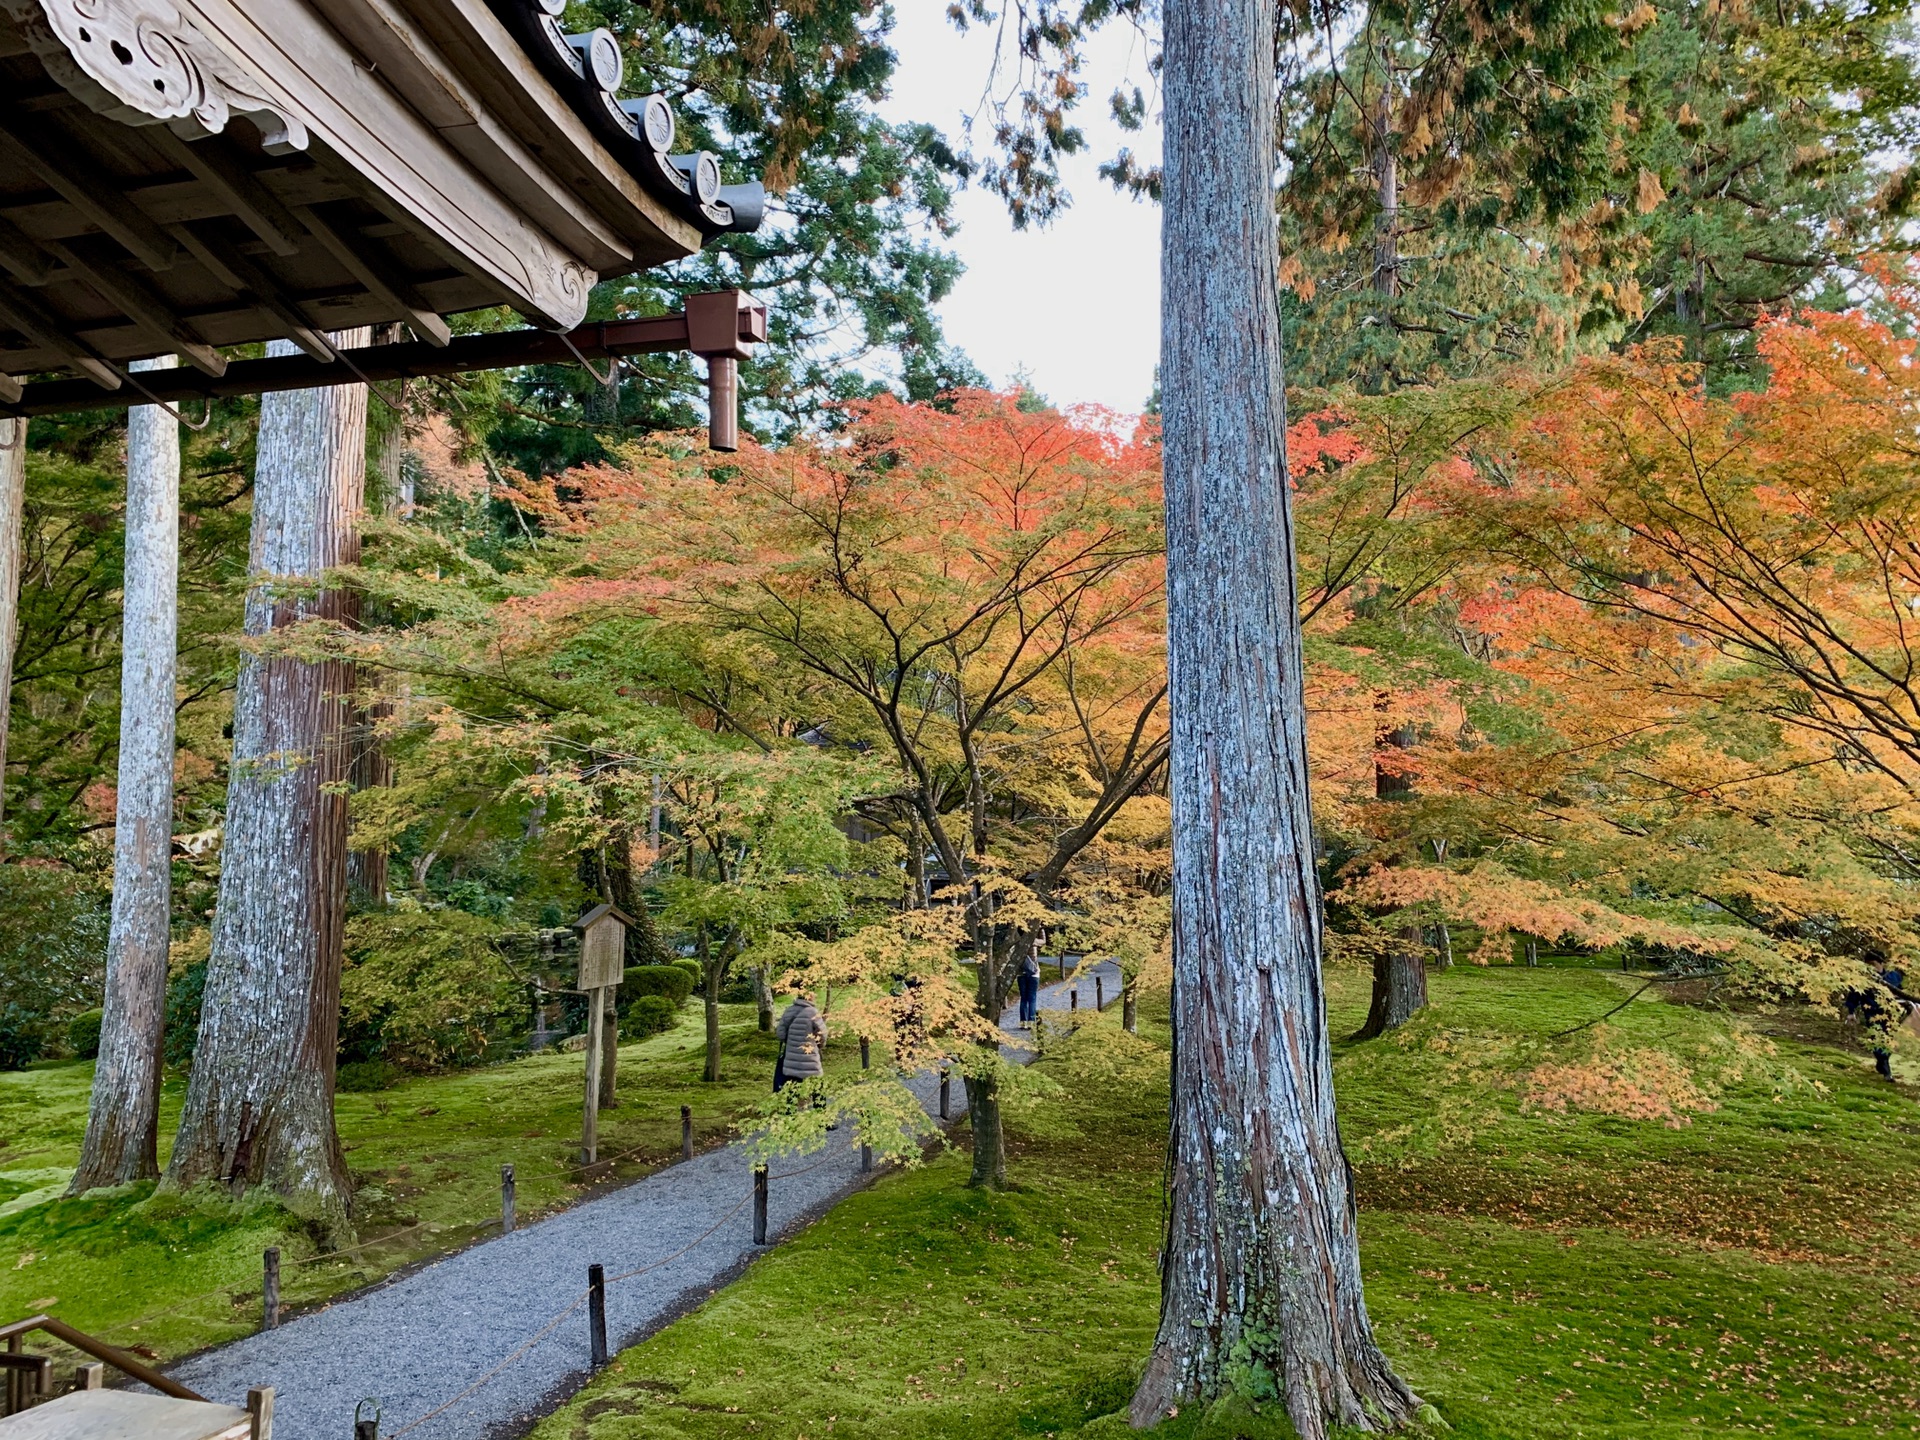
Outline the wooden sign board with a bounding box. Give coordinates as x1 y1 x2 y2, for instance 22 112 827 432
573 904 634 992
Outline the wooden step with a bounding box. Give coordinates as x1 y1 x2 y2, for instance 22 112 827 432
0 1390 257 1440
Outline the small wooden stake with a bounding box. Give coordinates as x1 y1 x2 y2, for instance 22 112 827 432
246 1385 274 1440
859 1035 870 1069
681 1103 693 1161
939 1068 950 1120
501 1163 516 1234
262 1246 280 1330
1070 987 1079 1011
1096 975 1105 1010
588 1264 608 1369
752 1165 769 1245
74 1362 103 1391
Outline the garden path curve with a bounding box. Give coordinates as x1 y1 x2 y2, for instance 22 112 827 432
161 960 1121 1440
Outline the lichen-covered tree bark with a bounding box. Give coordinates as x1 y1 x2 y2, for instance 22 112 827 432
1130 0 1418 1431
0 416 26 846
72 361 181 1192
165 339 367 1227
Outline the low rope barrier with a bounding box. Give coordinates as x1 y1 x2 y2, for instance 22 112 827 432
383 1290 591 1440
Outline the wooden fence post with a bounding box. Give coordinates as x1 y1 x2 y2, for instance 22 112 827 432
1096 975 1105 1010
501 1164 516 1234
261 1247 280 1330
681 1104 693 1161
752 1166 769 1245
588 1264 608 1369
939 1068 950 1120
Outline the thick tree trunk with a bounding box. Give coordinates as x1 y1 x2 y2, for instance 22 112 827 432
1355 928 1429 1041
164 337 368 1229
0 416 25 846
963 1070 1005 1188
753 964 773 1032
966 927 1008 1189
72 363 182 1193
598 989 618 1110
701 930 722 1083
1131 0 1417 1432
1356 715 1426 1041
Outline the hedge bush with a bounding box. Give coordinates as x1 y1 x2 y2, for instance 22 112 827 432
67 1008 103 1059
621 964 694 1010
627 993 678 1039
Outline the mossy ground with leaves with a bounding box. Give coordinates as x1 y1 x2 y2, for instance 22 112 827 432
4 968 1917 1436
527 964 1919 1440
0 1003 846 1360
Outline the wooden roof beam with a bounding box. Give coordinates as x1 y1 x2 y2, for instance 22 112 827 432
0 283 118 390
42 241 228 377
0 213 49 286
146 129 303 258
0 295 768 427
0 111 178 271
173 226 335 362
293 204 452 347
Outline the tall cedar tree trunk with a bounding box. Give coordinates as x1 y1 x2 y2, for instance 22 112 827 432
0 416 25 845
1132 0 1418 1431
1356 719 1427 1039
72 363 181 1191
165 338 367 1227
345 327 402 906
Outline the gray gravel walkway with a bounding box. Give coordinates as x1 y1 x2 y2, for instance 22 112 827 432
163 960 1122 1440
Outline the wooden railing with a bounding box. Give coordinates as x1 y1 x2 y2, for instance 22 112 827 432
0 1313 204 1415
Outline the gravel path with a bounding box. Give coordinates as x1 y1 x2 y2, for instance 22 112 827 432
164 960 1122 1440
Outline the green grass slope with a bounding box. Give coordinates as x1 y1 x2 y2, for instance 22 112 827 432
0 1004 843 1360
530 966 1920 1440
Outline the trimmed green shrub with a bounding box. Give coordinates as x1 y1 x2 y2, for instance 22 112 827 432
620 964 693 1011
626 993 677 1039
672 958 701 984
67 1007 103 1059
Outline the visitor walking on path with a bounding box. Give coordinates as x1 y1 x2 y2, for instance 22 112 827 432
1018 949 1041 1027
774 990 826 1091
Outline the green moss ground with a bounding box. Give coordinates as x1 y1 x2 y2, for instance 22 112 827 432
528 966 1920 1440
0 1003 848 1360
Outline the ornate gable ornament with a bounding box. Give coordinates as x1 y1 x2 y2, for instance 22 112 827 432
6 0 307 151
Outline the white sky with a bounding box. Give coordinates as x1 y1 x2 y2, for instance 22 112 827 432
874 5 1162 414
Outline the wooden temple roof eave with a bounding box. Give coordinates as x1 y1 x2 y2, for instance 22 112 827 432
295 0 700 274
168 0 603 330
0 0 765 389
397 0 706 268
